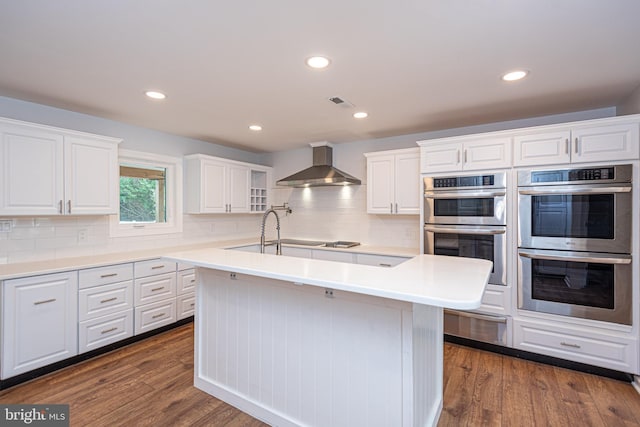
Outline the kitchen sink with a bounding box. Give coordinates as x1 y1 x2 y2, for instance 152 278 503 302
323 241 361 248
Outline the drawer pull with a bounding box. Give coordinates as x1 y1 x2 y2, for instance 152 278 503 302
34 298 56 305
152 313 166 319
560 341 581 349
101 327 118 335
190 279 196 283
151 287 165 292
100 273 118 278
151 265 165 270
379 263 392 267
189 303 195 307
100 297 118 304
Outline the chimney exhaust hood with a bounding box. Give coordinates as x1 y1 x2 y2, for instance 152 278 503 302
276 142 361 187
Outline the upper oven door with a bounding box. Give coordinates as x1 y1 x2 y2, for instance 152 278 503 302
424 224 506 285
518 183 632 253
424 189 506 226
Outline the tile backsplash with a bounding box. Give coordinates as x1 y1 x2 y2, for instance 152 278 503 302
0 184 419 264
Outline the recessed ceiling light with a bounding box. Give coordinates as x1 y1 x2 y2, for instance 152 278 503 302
353 112 368 119
145 90 166 100
249 125 262 131
501 70 528 82
306 56 331 69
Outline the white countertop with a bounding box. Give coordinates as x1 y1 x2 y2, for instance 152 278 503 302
163 247 492 309
0 239 418 281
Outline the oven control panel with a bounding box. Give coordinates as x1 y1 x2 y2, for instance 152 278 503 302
531 167 615 183
431 175 495 189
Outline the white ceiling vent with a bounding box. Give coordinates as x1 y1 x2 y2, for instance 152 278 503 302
328 96 355 109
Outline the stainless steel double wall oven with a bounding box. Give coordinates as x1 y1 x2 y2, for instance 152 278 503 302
423 172 508 344
517 164 633 325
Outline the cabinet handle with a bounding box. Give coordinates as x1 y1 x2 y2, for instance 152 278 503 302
395 203 398 214
100 297 118 304
67 200 72 214
390 203 393 214
34 298 56 305
151 265 165 270
189 303 195 307
457 149 461 164
190 279 196 283
152 313 166 319
379 263 392 267
59 200 63 214
574 137 579 154
565 138 569 154
464 149 468 163
560 341 581 349
100 273 118 278
151 287 165 292
101 327 118 335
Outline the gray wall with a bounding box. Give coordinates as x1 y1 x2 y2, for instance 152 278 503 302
618 84 640 115
268 107 617 185
0 96 269 165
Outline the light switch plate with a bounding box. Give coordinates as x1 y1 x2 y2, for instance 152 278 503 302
0 220 11 233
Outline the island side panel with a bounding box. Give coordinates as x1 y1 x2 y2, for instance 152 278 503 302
194 267 419 427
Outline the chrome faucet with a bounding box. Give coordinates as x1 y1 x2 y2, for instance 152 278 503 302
260 208 282 255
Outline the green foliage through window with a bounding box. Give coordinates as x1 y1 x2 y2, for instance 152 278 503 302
119 165 166 223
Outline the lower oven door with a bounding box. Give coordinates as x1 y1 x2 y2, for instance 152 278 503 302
518 248 632 325
424 224 506 286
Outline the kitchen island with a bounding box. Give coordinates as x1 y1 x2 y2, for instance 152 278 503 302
163 247 492 427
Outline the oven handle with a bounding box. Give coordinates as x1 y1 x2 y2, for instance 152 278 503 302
518 248 631 265
424 225 506 235
424 190 506 199
518 186 631 196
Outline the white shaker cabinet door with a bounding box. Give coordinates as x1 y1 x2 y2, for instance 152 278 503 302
367 154 395 214
394 151 420 214
572 123 640 163
64 135 119 215
0 123 64 215
226 163 250 213
1 271 78 379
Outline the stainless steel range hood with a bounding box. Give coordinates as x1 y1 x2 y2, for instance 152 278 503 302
276 142 361 187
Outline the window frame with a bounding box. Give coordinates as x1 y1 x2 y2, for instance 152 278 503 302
109 149 183 237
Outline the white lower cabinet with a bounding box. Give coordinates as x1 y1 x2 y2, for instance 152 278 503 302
1 272 78 379
478 284 511 316
135 299 177 334
177 293 196 320
134 272 176 306
514 318 638 373
79 310 134 353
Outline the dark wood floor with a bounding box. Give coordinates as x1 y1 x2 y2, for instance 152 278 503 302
1 323 639 426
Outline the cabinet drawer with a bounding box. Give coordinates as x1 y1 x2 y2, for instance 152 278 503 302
356 253 408 267
79 263 133 289
78 280 133 321
479 284 511 316
79 310 133 353
513 319 637 373
134 299 176 335
177 293 195 320
134 259 177 278
134 273 176 306
177 269 196 295
177 262 194 271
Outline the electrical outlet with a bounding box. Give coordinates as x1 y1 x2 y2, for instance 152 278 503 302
0 220 11 233
77 229 88 243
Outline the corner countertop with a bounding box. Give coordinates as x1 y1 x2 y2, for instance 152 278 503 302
163 247 492 309
0 239 418 281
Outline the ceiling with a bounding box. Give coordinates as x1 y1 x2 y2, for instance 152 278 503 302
1 1 639 153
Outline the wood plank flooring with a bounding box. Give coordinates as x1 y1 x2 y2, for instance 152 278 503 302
1 322 639 426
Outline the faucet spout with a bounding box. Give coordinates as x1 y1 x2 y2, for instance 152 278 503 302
260 209 282 255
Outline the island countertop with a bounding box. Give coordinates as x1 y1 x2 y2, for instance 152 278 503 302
163 247 492 309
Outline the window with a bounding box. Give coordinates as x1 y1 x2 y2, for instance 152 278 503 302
110 150 182 237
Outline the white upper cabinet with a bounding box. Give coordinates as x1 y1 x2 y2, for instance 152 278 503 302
514 119 639 166
184 154 271 214
418 136 511 173
0 118 121 216
365 148 420 215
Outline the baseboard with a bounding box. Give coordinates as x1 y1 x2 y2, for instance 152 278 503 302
444 334 634 383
